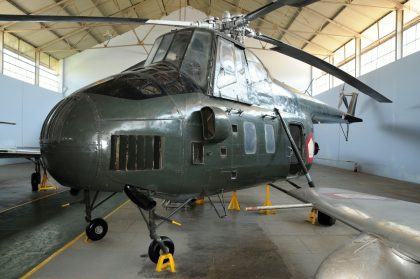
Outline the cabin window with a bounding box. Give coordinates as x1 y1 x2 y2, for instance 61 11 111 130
110 135 163 171
181 30 212 89
243 122 257 154
232 124 238 133
264 124 275 154
220 147 228 157
165 30 192 67
192 142 204 164
152 33 174 63
216 39 237 89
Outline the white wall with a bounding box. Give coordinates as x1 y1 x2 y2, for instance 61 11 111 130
314 51 420 184
63 6 311 95
0 75 63 165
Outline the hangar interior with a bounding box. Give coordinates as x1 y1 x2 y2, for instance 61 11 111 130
0 0 420 278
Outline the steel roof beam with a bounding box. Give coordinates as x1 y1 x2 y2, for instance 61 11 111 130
304 7 361 38
36 0 151 51
88 0 119 37
0 0 74 30
53 0 102 44
301 2 349 51
277 7 302 41
5 0 80 53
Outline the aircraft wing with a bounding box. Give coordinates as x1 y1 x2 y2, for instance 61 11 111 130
0 148 40 159
289 187 420 263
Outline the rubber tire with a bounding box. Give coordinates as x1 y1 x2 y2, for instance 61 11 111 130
31 172 40 191
318 211 336 226
86 218 108 241
148 236 175 264
69 188 81 196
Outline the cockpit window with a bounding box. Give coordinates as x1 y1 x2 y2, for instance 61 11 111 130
145 36 162 65
152 33 174 63
85 74 163 100
245 50 269 83
164 30 192 67
181 30 212 88
143 29 213 91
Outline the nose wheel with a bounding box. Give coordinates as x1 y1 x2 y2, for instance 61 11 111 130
86 218 108 241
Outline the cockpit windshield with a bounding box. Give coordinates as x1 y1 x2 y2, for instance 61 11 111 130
145 29 213 89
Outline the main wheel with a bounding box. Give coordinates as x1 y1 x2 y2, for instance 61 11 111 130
148 236 175 264
318 211 336 226
86 218 108 241
31 172 40 191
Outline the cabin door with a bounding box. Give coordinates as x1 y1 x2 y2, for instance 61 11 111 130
288 123 304 175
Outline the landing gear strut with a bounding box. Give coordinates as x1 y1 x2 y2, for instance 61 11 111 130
83 190 117 241
124 185 191 264
31 158 41 191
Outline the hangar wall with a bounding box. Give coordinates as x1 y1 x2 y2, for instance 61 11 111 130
63 7 311 95
0 75 63 165
314 50 420 184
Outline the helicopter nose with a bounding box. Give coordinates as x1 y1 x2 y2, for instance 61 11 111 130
40 93 100 188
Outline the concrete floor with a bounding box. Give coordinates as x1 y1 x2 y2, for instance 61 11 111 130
1 163 420 279
0 163 127 279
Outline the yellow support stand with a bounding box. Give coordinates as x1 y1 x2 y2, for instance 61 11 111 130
260 185 276 215
155 253 176 273
228 191 240 211
195 196 205 205
307 208 318 225
38 172 57 191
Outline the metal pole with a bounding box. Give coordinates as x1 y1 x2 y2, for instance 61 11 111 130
274 108 315 187
245 203 313 211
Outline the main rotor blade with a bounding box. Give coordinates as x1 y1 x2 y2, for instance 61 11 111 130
0 14 194 28
244 0 318 22
256 34 392 103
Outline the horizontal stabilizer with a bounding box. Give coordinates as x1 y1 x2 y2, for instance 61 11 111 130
0 148 40 158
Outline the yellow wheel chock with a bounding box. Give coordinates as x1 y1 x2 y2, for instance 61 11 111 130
38 172 57 191
307 208 318 225
260 185 276 215
155 253 176 273
195 196 205 205
228 191 240 211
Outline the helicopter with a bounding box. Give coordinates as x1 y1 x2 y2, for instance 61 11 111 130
0 0 395 269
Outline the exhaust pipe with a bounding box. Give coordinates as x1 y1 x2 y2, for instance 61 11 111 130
124 185 156 211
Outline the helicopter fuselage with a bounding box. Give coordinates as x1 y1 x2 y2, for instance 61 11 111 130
39 28 336 201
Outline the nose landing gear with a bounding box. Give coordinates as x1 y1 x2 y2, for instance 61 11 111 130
124 185 192 267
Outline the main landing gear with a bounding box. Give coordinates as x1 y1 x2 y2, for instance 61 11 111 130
31 158 41 191
124 185 192 264
83 190 117 241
